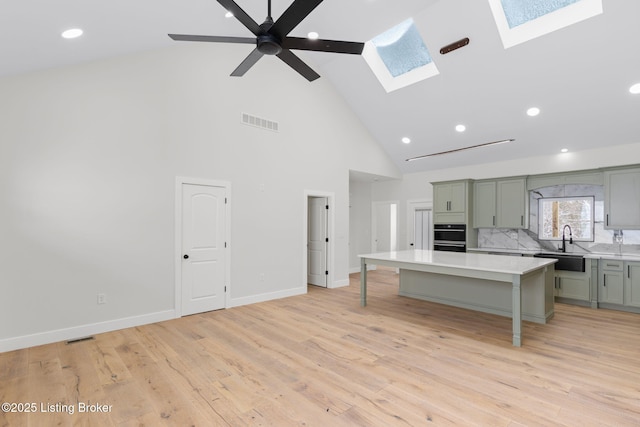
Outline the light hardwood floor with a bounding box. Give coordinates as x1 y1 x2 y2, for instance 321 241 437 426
2 268 640 426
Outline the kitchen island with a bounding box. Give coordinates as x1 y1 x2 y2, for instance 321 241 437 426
359 250 557 346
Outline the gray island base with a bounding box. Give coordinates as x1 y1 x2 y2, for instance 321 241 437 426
359 250 557 347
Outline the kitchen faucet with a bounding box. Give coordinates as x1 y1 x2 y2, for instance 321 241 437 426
560 224 573 252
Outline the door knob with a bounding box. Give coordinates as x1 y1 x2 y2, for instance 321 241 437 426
183 254 189 259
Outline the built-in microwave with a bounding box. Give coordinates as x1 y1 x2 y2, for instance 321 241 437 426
433 224 466 252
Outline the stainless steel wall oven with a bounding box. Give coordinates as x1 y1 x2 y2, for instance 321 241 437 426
433 224 466 252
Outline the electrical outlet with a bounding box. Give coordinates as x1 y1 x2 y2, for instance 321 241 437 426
97 293 107 305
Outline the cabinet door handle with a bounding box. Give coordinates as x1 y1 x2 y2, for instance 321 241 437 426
606 214 609 226
493 216 496 226
521 215 524 226
604 276 606 287
558 277 562 289
629 265 631 279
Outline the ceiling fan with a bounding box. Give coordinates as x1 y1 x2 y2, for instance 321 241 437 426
168 0 364 82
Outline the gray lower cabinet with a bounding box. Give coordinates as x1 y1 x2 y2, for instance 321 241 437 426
554 271 590 301
624 261 640 308
599 259 624 305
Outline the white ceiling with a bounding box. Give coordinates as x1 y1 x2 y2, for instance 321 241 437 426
2 1 639 174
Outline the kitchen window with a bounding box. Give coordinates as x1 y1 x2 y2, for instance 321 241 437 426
538 196 594 241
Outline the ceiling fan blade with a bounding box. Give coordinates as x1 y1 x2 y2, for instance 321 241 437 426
169 34 256 44
276 49 320 82
217 0 264 36
282 37 364 54
270 0 324 38
231 48 264 77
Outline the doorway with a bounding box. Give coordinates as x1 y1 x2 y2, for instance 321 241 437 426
372 201 398 252
304 191 334 288
175 177 230 317
307 197 328 287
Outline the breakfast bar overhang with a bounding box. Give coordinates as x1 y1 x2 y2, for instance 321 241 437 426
359 250 557 347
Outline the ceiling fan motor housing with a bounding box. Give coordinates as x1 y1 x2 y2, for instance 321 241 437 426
257 34 282 55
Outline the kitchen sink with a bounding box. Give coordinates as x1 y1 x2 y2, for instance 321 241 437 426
533 253 585 272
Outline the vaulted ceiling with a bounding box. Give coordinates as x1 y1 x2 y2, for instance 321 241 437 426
2 1 639 174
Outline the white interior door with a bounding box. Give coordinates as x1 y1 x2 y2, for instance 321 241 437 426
414 209 432 250
308 197 328 287
406 200 432 250
181 183 226 315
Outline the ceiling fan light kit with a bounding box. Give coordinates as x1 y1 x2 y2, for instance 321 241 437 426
169 0 364 81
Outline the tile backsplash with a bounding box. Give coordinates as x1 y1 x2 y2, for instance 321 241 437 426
477 184 640 255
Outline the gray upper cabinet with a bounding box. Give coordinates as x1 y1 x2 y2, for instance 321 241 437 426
604 168 640 229
473 178 527 228
497 178 527 229
433 180 471 224
473 181 497 227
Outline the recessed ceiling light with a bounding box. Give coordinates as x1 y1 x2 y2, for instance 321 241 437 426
61 28 83 39
307 32 319 40
455 124 466 133
527 107 540 117
630 83 640 94
561 148 569 153
401 137 411 144
225 11 234 18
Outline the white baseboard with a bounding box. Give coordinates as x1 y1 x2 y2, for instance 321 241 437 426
330 279 350 288
0 310 176 354
229 287 306 308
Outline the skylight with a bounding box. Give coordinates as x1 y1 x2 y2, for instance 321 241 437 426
371 19 432 77
363 19 438 93
488 0 603 48
501 0 581 28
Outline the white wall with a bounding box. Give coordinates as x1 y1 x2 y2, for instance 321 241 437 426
370 144 640 251
0 44 401 351
348 178 373 272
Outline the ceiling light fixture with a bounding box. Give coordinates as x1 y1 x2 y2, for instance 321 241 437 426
406 138 515 162
225 11 234 18
61 28 83 39
402 137 411 144
630 83 640 94
561 148 569 153
527 107 540 116
455 124 466 132
307 31 319 40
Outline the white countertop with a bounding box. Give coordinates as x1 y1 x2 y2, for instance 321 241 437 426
583 252 640 261
359 250 556 276
468 247 640 262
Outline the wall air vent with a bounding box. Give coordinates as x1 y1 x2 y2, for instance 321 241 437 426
241 112 279 132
